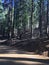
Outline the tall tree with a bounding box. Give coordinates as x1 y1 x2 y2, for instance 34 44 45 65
30 0 33 38
38 0 42 37
41 0 47 37
6 0 13 38
0 0 6 36
9 0 14 38
47 0 49 35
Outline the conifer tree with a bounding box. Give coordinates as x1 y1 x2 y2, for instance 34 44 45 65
0 0 6 36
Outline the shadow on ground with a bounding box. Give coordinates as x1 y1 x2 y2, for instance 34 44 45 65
0 45 35 55
0 57 49 65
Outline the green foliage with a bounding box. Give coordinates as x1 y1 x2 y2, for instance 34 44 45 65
0 0 5 22
0 0 8 23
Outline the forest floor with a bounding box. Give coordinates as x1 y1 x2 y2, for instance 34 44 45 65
0 45 49 65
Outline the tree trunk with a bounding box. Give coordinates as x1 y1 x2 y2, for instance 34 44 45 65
47 0 49 37
39 0 42 38
41 0 47 37
30 0 33 38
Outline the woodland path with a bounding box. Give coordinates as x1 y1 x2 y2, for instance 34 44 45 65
0 45 49 65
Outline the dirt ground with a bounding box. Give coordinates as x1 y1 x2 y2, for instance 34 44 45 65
0 45 49 65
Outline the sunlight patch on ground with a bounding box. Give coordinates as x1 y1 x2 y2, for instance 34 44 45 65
13 60 44 65
0 54 49 59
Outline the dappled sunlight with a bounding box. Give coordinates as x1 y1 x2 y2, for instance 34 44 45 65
0 54 49 60
0 44 49 65
0 45 49 65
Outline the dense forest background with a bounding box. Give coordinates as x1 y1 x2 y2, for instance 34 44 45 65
0 0 49 40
